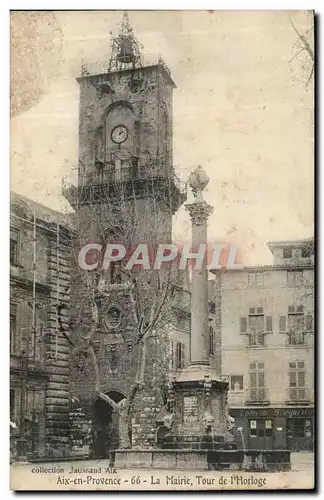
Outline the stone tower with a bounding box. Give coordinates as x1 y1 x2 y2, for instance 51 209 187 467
63 12 186 455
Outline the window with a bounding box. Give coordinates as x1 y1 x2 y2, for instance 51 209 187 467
10 230 19 265
249 307 264 315
110 261 122 284
110 347 118 373
265 316 273 332
230 375 243 392
288 306 305 345
249 362 266 401
209 325 215 355
287 271 303 287
249 333 265 346
287 418 312 439
10 304 17 354
249 419 273 438
10 390 15 422
301 246 311 258
209 302 216 315
279 316 287 333
283 247 293 259
240 317 247 334
248 272 264 287
131 155 139 179
241 308 272 340
249 311 265 346
289 361 306 401
176 342 185 370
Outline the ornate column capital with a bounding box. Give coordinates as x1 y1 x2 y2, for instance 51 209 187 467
185 201 213 226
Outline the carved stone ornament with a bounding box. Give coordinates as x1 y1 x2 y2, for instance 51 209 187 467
163 412 174 430
203 411 214 431
186 201 213 226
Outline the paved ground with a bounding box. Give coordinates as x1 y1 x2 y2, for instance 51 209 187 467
291 452 315 471
10 453 315 491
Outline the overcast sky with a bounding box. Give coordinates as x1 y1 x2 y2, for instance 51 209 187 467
11 10 314 264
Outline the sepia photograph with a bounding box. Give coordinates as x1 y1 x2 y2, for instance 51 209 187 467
9 9 314 491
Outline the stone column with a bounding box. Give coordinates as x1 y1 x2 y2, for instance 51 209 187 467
186 166 213 367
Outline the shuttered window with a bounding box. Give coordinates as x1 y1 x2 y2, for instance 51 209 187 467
279 316 287 333
176 342 185 370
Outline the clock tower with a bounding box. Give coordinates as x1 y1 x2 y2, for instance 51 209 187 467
63 12 187 456
72 12 184 217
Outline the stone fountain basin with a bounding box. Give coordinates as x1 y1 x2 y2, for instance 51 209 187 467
114 448 291 472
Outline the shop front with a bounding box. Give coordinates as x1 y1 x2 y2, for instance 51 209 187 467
230 407 314 451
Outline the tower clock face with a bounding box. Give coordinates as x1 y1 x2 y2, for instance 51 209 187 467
111 125 128 144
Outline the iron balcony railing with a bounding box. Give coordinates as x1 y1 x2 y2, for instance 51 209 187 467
62 162 187 196
247 332 265 347
246 387 269 404
286 331 306 346
287 387 310 403
81 53 172 77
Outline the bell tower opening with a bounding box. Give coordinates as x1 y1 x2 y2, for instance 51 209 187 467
109 11 143 71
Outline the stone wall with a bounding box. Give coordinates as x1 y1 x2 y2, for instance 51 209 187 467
44 229 72 457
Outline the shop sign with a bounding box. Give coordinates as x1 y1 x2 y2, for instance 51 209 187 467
231 407 314 419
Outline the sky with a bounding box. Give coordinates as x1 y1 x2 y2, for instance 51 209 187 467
10 10 314 264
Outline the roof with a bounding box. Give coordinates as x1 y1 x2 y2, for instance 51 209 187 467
10 192 72 228
210 262 314 274
267 237 314 253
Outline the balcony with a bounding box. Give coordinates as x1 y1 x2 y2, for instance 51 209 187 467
247 333 265 347
286 332 307 347
245 388 270 406
62 160 187 212
286 387 311 405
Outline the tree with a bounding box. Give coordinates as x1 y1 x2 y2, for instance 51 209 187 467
289 15 314 88
59 167 190 447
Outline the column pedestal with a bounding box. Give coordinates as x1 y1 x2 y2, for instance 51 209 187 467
169 367 230 450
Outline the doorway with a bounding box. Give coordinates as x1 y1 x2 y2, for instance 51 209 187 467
91 391 125 459
286 418 313 451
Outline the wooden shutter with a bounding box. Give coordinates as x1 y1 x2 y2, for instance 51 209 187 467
170 341 174 369
265 316 273 333
240 317 247 334
181 343 185 369
279 316 287 333
176 342 180 369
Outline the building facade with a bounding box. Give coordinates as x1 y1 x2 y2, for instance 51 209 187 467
10 193 72 460
214 238 314 451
